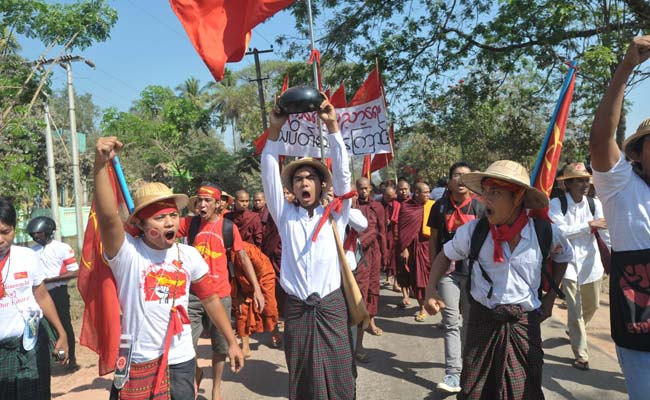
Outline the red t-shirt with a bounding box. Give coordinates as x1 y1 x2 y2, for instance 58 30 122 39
178 217 243 298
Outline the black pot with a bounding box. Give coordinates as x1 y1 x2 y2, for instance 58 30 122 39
278 86 324 114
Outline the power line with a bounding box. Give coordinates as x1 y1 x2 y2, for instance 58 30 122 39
125 0 186 39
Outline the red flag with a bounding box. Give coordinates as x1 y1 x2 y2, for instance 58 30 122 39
170 0 295 81
361 155 371 179
254 73 290 155
329 82 346 108
77 163 126 376
348 65 382 106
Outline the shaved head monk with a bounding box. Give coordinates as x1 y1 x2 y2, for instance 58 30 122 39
398 182 434 321
252 192 266 212
382 186 400 291
225 190 263 247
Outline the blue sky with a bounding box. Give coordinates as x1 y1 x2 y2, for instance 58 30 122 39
17 1 649 137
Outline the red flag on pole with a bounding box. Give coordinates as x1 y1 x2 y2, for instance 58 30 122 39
361 155 372 179
170 0 295 81
77 163 126 376
348 65 382 106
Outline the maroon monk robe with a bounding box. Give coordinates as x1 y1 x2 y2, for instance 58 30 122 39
398 199 431 302
225 208 263 247
256 205 286 317
356 199 383 316
382 199 400 277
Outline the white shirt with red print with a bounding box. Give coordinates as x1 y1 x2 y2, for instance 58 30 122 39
107 234 209 364
32 240 79 290
0 245 45 341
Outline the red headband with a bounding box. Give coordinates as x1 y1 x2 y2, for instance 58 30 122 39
197 186 221 200
137 199 178 220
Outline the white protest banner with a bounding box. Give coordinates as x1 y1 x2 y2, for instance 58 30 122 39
274 97 391 157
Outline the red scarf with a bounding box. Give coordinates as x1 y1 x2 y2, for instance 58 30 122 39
311 190 358 242
489 209 528 263
445 194 473 233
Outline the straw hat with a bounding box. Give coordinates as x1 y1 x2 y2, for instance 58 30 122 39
221 191 235 207
623 118 650 161
556 162 591 181
281 157 332 194
127 182 188 224
460 160 548 209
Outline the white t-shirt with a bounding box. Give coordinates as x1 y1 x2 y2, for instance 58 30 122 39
107 234 208 364
32 240 79 290
549 196 605 284
444 218 573 311
0 245 44 340
592 151 650 251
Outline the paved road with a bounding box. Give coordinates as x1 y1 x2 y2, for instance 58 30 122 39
204 287 627 400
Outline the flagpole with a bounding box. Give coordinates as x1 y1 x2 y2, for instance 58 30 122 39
305 0 325 162
530 62 577 183
111 156 134 213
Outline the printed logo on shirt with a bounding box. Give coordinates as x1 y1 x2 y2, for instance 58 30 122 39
13 271 28 280
195 242 223 260
621 263 650 308
143 267 187 304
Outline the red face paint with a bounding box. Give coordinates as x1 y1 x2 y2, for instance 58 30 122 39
148 228 161 238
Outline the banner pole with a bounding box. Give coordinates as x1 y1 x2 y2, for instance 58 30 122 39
305 0 326 162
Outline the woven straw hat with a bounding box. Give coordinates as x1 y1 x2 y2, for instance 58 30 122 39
556 162 591 181
460 160 548 209
127 182 188 224
623 118 650 161
281 157 332 194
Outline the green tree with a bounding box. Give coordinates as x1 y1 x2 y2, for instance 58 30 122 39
285 1 650 145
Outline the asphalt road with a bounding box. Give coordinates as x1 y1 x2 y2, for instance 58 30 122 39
202 287 627 400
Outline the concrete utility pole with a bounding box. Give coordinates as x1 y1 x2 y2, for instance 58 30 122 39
33 54 95 252
43 101 61 241
245 47 273 131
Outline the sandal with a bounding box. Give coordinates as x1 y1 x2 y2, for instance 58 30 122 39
366 326 383 336
415 311 427 322
573 359 589 371
271 333 282 348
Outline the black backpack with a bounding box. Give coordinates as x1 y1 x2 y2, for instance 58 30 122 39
188 215 236 279
558 193 595 216
468 217 565 300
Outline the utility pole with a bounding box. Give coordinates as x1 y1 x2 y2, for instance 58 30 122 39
305 0 326 161
33 54 95 252
43 101 61 241
245 47 273 131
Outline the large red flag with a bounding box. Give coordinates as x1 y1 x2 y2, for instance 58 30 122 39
254 73 290 155
170 0 295 81
78 163 127 376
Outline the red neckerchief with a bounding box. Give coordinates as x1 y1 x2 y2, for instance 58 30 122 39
446 194 473 233
0 251 9 299
489 209 528 263
311 190 358 242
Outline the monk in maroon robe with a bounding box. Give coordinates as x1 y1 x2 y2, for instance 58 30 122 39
381 186 400 291
353 178 385 362
225 190 263 247
395 180 412 307
253 192 285 318
398 182 433 321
